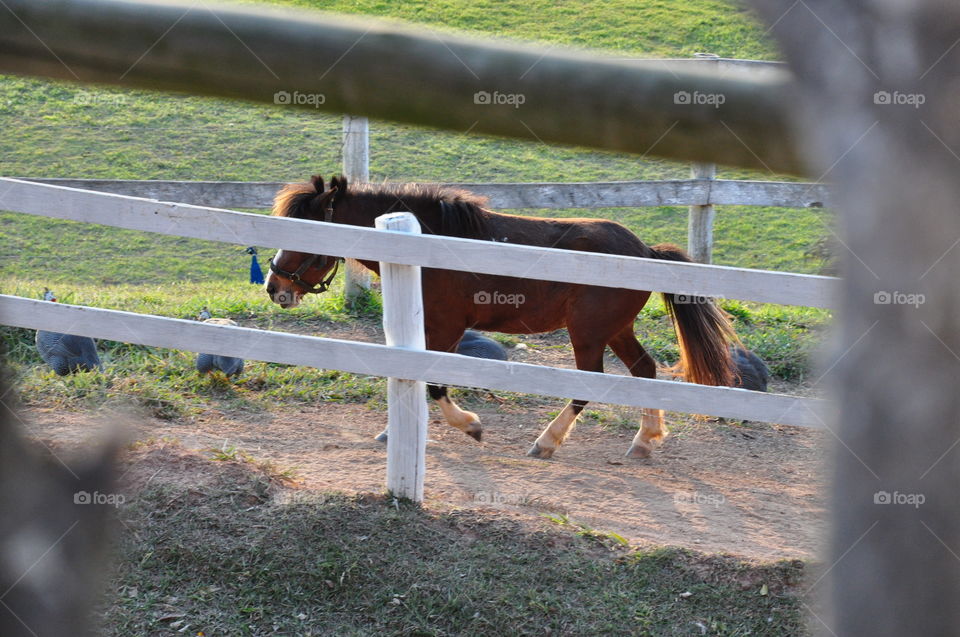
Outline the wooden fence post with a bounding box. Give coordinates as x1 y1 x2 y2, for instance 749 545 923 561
375 212 427 502
686 54 719 264
687 161 717 263
343 115 372 306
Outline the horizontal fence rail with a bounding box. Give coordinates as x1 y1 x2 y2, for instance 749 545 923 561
0 0 804 174
627 57 787 71
0 178 838 308
21 178 833 210
0 296 826 429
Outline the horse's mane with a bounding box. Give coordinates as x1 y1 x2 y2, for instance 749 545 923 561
272 176 491 239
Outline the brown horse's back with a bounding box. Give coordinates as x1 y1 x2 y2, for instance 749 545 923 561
422 212 656 341
484 212 657 259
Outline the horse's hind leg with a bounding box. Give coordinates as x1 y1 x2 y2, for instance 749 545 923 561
607 327 667 458
527 340 606 459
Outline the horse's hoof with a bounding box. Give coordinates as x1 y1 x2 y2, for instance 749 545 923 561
625 443 652 459
465 428 482 442
374 430 388 443
526 443 555 459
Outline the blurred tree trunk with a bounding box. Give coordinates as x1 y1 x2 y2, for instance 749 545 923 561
0 372 120 636
750 1 960 634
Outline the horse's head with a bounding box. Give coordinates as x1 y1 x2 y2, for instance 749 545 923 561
265 174 346 308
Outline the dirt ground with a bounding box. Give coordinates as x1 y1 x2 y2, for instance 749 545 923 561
23 398 826 562
19 319 828 562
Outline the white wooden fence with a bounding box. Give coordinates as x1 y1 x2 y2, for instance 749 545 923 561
21 176 831 210
341 115 373 301
0 178 831 499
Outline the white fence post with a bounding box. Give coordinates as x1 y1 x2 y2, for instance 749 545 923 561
342 115 373 306
687 161 717 263
375 212 428 502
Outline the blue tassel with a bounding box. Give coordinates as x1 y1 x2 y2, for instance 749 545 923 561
247 247 265 284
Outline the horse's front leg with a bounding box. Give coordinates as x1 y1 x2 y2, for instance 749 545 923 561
377 385 482 441
374 326 482 442
429 383 483 441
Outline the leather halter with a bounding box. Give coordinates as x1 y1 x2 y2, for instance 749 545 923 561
269 197 343 295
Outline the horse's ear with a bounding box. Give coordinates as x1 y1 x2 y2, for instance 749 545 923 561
310 175 325 193
330 175 348 193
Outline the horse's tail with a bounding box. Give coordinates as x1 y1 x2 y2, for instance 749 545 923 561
649 243 739 386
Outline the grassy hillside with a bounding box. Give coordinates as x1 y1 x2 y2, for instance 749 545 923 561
0 0 826 285
1 0 830 398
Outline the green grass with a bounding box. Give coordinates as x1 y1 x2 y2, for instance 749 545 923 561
0 276 376 321
6 339 387 419
1 277 388 416
249 0 778 60
1 274 827 419
0 0 831 416
100 445 807 636
0 0 826 284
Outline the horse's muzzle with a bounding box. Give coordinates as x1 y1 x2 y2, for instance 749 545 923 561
265 281 301 308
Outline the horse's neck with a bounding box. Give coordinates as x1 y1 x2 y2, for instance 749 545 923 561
340 194 438 275
343 193 440 232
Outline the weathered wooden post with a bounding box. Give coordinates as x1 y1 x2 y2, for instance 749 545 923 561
374 212 427 502
342 115 373 306
687 161 717 263
687 54 719 264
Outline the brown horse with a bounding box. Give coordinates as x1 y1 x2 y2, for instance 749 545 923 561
265 175 739 459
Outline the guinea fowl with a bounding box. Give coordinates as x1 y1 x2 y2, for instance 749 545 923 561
731 346 770 392
194 314 244 377
457 330 508 361
35 289 103 375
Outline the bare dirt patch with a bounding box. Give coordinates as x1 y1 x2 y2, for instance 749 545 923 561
23 392 826 561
